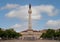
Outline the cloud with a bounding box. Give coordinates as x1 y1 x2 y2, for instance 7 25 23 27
45 20 60 29
5 5 41 20
10 23 28 32
10 21 38 32
1 4 20 10
37 5 58 16
10 24 22 28
5 4 58 20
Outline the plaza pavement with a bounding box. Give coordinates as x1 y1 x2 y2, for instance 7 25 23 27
0 39 60 42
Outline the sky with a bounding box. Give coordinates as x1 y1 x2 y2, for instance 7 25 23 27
0 0 60 32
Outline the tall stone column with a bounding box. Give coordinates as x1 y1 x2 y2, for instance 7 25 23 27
28 4 32 30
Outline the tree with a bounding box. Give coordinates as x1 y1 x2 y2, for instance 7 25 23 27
0 28 22 40
40 33 46 39
54 29 60 40
41 29 55 40
0 28 4 39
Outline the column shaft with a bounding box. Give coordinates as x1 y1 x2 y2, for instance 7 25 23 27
29 14 32 29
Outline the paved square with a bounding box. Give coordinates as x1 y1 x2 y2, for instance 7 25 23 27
0 40 60 42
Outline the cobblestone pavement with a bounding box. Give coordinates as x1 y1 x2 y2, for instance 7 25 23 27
0 39 60 42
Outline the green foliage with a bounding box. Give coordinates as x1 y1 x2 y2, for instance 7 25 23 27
0 28 22 39
54 29 60 40
41 29 60 40
41 33 46 38
0 28 4 37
